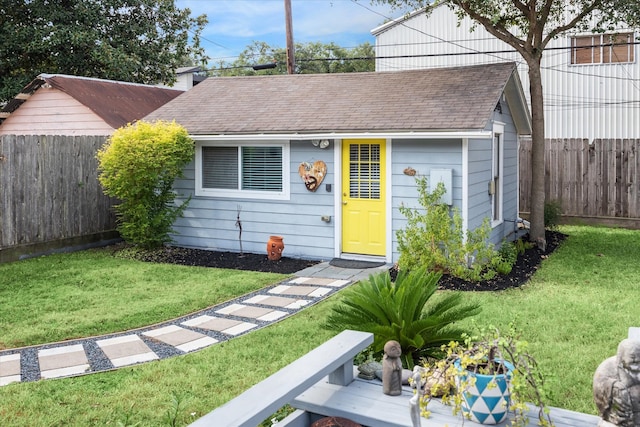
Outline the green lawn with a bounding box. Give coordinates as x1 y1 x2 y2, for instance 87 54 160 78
0 249 287 349
0 225 638 426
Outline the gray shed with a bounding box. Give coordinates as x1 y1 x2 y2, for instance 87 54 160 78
146 62 531 263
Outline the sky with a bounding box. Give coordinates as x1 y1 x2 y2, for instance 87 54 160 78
175 0 410 66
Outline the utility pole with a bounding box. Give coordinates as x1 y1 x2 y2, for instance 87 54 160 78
284 0 295 74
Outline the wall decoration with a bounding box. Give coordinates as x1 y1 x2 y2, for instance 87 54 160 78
403 167 417 176
298 160 327 192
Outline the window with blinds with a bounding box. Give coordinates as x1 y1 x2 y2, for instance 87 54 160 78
197 141 289 199
571 33 635 64
202 146 238 189
349 143 381 199
241 146 283 191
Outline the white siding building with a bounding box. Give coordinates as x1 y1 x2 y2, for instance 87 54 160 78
372 6 640 141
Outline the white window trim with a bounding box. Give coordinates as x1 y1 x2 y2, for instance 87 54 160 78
491 123 504 228
569 31 636 66
195 140 290 200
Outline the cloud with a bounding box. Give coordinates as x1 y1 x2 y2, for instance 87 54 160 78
177 0 406 62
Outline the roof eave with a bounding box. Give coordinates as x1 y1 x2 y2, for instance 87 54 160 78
504 69 532 135
371 5 444 36
189 130 493 141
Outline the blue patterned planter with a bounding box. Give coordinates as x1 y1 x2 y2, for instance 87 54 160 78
455 360 514 424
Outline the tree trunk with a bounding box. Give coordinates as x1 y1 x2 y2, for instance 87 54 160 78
526 58 547 246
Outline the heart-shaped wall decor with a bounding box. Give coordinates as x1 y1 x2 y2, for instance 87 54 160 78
298 160 327 192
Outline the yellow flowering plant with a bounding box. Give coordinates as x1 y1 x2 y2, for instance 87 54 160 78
411 325 554 426
97 120 194 249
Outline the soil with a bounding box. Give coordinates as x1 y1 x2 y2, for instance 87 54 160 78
128 246 320 275
431 229 566 292
127 230 566 292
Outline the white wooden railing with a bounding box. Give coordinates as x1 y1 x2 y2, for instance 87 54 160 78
189 330 373 427
189 327 625 427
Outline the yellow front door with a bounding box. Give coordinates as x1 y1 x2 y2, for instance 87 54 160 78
341 139 386 256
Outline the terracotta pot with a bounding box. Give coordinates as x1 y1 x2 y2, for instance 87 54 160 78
267 235 284 261
311 417 361 427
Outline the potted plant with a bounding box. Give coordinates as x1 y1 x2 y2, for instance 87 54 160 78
413 325 554 427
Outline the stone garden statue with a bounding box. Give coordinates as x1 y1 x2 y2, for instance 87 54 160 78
409 366 426 427
382 340 403 396
593 338 640 427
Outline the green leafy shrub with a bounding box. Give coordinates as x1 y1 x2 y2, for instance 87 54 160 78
416 324 554 427
396 176 503 282
325 267 481 368
544 199 563 230
498 239 518 266
97 120 194 249
514 237 535 255
490 239 519 275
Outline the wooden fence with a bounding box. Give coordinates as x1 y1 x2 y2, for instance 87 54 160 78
520 138 640 223
0 135 118 262
1 135 638 262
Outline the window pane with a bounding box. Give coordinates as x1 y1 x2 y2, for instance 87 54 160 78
241 146 283 191
607 33 632 63
349 143 381 200
371 144 380 162
202 146 238 189
350 145 358 161
572 35 596 64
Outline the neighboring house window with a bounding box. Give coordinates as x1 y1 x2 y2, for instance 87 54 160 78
571 32 635 64
195 140 290 200
492 124 504 225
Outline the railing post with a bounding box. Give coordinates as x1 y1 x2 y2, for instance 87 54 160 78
328 357 355 386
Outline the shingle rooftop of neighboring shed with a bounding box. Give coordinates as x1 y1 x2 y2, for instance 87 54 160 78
146 62 522 136
1 74 183 128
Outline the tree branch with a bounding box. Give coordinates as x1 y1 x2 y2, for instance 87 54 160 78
452 1 530 58
542 0 604 47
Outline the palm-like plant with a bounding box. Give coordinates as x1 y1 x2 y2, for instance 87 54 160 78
325 267 481 368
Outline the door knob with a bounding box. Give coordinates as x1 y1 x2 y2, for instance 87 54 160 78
343 201 348 205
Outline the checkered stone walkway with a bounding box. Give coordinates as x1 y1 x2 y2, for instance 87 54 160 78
0 273 359 385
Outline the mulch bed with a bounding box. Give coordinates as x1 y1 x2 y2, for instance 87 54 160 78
417 230 566 292
122 230 566 291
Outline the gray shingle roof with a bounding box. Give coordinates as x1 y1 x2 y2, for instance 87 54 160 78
146 62 520 135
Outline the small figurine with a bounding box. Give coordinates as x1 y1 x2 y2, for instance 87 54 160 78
382 340 403 396
593 338 640 427
409 366 426 427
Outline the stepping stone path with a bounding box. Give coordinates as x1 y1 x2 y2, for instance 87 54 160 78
0 276 351 386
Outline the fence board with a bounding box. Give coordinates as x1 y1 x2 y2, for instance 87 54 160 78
520 138 640 221
2 135 639 254
0 135 117 251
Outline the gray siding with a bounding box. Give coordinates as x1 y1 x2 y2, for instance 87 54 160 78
501 109 521 240
466 134 491 233
170 141 336 260
390 139 463 262
467 107 520 246
171 124 519 261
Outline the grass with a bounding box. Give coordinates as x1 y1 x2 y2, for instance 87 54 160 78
458 225 640 413
0 248 287 349
0 299 339 427
0 225 638 425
